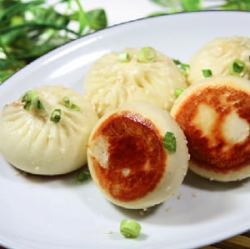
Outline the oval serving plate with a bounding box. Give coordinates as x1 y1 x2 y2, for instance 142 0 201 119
0 11 250 249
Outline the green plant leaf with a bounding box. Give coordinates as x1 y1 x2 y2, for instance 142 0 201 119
150 0 203 12
0 70 14 84
148 11 169 17
75 0 88 34
180 0 201 11
27 6 70 26
151 0 169 7
0 0 45 25
86 9 107 30
221 0 250 10
152 0 181 12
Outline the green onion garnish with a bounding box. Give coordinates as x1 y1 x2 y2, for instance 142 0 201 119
180 63 190 72
202 69 213 78
173 59 181 65
163 131 176 153
62 97 80 111
120 219 141 239
21 90 44 111
118 52 131 63
62 96 70 107
138 47 157 63
230 59 246 75
33 98 45 110
173 58 190 75
175 88 184 98
21 90 37 110
77 170 91 182
50 109 62 123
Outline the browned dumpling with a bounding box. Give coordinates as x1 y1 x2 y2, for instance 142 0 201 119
88 102 189 209
171 76 250 181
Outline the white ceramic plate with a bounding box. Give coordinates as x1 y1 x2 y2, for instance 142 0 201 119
0 11 250 249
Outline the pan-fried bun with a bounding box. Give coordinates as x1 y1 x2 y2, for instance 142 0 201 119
87 102 189 209
171 76 250 181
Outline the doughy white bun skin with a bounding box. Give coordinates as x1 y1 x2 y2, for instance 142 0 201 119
0 86 98 175
171 76 250 182
87 102 189 209
188 36 250 84
189 161 250 182
85 48 187 117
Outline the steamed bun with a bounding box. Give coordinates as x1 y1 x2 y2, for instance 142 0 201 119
189 37 250 84
87 102 189 209
0 86 97 175
85 48 187 117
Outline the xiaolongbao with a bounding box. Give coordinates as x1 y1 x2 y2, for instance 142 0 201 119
85 47 187 117
0 86 97 175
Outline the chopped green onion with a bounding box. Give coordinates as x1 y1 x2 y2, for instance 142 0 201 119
62 97 80 111
22 90 37 107
62 96 70 107
118 52 131 63
138 47 157 63
175 88 184 98
71 103 81 111
50 109 62 123
202 69 213 78
173 59 190 75
173 59 181 65
77 170 91 182
33 98 45 110
163 131 176 153
21 90 44 111
230 59 246 75
120 219 141 239
23 102 31 110
180 63 190 72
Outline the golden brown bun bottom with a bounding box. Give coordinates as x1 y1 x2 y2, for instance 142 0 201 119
88 102 189 209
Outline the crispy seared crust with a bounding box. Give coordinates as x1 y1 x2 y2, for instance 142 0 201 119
91 111 166 201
